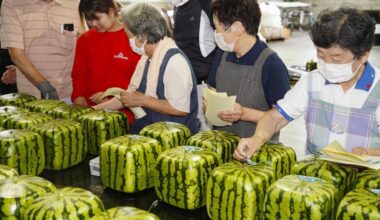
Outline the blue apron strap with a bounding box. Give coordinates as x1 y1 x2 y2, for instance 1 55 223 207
137 60 150 93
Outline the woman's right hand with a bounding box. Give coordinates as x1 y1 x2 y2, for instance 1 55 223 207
233 138 261 161
74 96 88 106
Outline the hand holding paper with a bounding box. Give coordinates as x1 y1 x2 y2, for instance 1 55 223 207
101 87 146 119
203 87 236 126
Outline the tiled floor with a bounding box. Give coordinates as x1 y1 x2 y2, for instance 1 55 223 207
267 30 380 160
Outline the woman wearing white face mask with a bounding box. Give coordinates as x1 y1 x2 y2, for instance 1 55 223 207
234 7 380 162
206 0 290 138
94 3 199 134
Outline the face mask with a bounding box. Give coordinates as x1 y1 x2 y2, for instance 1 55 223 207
214 29 236 52
129 37 146 56
317 59 362 83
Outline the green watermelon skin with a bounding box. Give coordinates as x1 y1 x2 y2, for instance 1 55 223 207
336 188 380 220
0 93 36 107
356 169 380 190
0 175 56 219
30 119 87 170
263 175 339 220
155 146 222 210
24 99 66 114
2 112 54 129
0 106 29 124
291 157 357 199
78 110 130 155
140 121 191 151
250 143 296 178
0 129 45 175
100 135 162 193
187 130 240 163
50 104 93 120
207 161 276 220
0 164 18 181
90 206 160 220
23 187 105 220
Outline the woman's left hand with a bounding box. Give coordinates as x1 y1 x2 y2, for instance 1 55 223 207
217 103 242 123
120 90 145 108
90 92 108 104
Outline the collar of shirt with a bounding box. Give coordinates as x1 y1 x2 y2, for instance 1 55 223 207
324 62 376 92
225 36 267 66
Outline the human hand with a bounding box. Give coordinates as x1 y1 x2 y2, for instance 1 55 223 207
73 96 88 106
217 103 242 123
351 147 368 156
233 138 261 161
120 90 145 108
89 92 109 104
1 65 17 84
37 81 59 100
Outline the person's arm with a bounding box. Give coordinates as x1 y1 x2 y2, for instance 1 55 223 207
8 48 46 85
233 108 289 161
120 90 186 116
233 73 309 161
8 48 58 99
217 103 267 123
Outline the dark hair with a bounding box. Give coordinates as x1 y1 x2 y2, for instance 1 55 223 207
79 0 121 21
310 7 375 58
211 0 261 36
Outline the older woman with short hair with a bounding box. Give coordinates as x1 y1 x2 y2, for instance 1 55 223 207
94 3 198 134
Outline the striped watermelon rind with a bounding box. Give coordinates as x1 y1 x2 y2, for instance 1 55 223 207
0 175 56 219
263 175 339 220
100 135 162 193
0 129 45 175
23 187 105 220
155 146 222 210
250 143 296 178
0 164 18 181
90 206 160 220
187 130 240 163
356 169 380 190
140 121 191 151
0 93 36 107
30 119 87 170
2 112 54 129
207 161 276 220
0 106 29 124
336 188 380 220
291 157 357 198
24 99 66 114
78 110 130 155
50 104 94 120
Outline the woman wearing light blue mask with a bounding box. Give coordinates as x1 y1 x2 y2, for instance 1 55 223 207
234 7 380 161
206 0 290 138
94 3 199 134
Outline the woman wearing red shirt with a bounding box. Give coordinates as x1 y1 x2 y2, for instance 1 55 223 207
71 0 140 122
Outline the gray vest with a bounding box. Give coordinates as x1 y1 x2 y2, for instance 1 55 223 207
215 47 279 141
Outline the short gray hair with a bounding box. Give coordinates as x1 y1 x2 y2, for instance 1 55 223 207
121 3 169 43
